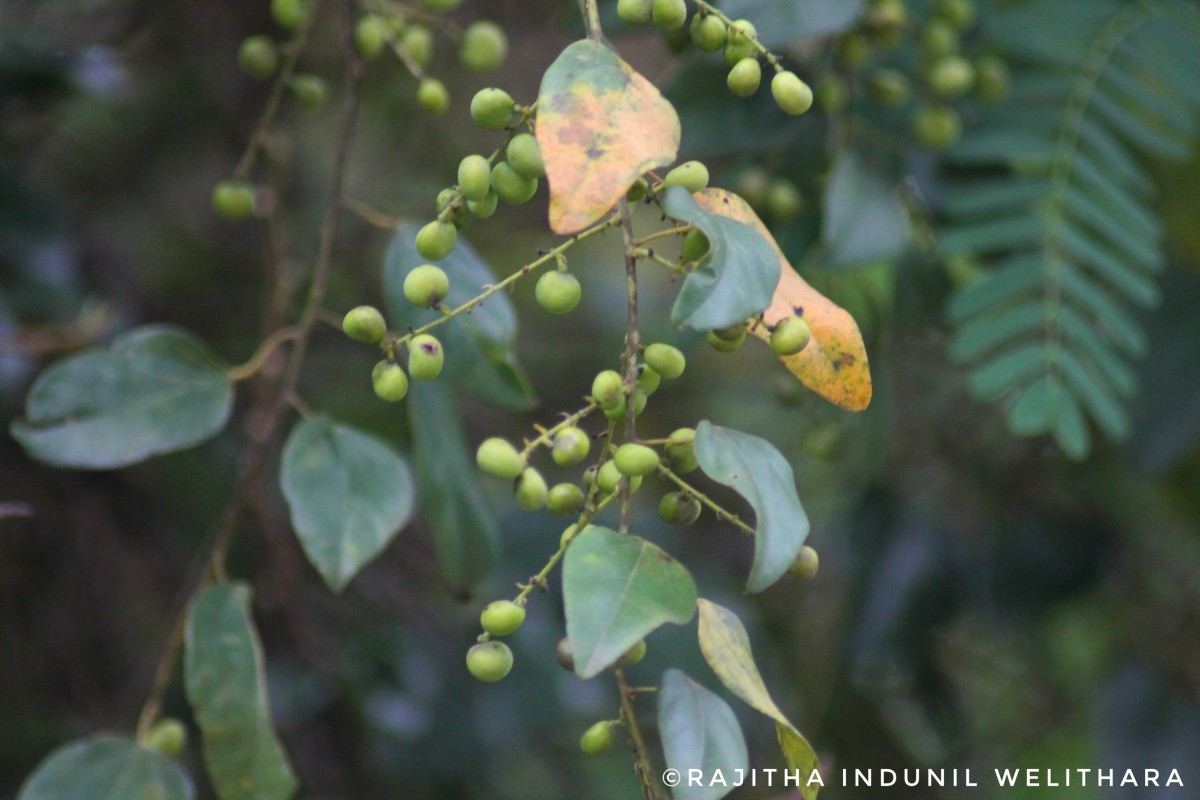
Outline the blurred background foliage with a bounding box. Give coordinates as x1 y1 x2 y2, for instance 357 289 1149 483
3 0 1200 798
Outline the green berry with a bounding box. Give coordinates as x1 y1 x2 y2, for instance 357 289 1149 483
711 323 746 342
911 104 962 150
627 180 648 202
664 428 698 473
271 0 310 30
506 133 545 179
552 426 591 467
402 25 435 68
372 361 409 402
476 437 525 479
238 36 278 78
927 55 975 99
735 166 770 209
614 443 659 477
652 0 687 31
597 460 642 495
211 181 256 219
618 0 653 25
143 718 188 757
466 641 513 682
580 721 617 755
417 78 449 115
404 264 450 307
342 305 387 344
637 364 661 395
480 600 526 636
355 16 388 59
490 162 538 205
547 482 586 515
766 179 803 220
662 161 709 194
458 155 493 202
817 77 849 113
975 55 1011 103
467 191 499 219
515 466 548 510
415 220 457 260
771 71 813 115
866 0 906 35
658 491 701 525
591 370 625 410
602 387 647 422
920 19 960 59
290 74 328 110
644 343 686 379
680 229 709 264
708 328 746 352
869 68 911 107
787 545 820 581
535 271 582 314
460 20 508 72
727 57 762 97
838 33 872 69
770 317 811 355
470 87 515 130
622 639 647 666
690 13 727 52
555 637 576 671
422 0 463 10
934 0 976 30
724 19 758 66
407 334 444 380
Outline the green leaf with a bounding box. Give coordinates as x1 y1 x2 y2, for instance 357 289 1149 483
17 736 193 800
946 256 1043 324
664 187 780 331
280 417 415 592
563 526 697 679
720 0 865 48
407 381 497 595
967 343 1048 401
1006 375 1061 437
185 584 297 800
694 421 809 593
776 723 822 800
9 325 232 469
939 215 1042 256
383 225 536 411
949 301 1043 363
658 669 748 800
821 150 909 267
1052 389 1091 461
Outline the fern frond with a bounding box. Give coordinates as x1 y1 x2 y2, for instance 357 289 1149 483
941 0 1200 459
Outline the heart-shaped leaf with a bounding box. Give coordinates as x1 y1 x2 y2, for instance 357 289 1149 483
280 417 416 592
537 39 680 234
17 736 193 800
695 421 808 593
563 525 697 679
658 669 748 800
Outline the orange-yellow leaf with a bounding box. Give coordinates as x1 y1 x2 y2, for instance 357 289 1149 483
536 40 680 234
694 189 873 411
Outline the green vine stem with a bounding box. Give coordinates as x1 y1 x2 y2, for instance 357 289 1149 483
657 463 756 538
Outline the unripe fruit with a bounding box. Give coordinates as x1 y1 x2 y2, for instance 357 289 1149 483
417 78 449 115
926 55 975 99
644 343 686 379
238 36 278 78
652 0 687 31
627 180 648 202
271 0 310 30
506 133 545 179
664 428 699 473
866 0 907 34
724 19 758 66
470 87 515 130
480 600 526 636
662 161 709 194
211 181 256 219
839 33 872 69
636 365 661 395
515 466 548 510
580 721 617 755
975 55 1011 103
459 21 508 72
680 229 710 264
355 16 388 59
144 718 188 758
555 637 576 671
911 104 962 150
402 26 435 68
690 14 727 52
622 639 647 666
597 460 642 495
766 179 804 221
490 162 538 205
535 271 582 314
591 370 625 410
787 545 820 581
548 482 585 515
415 220 457 260
372 361 409 402
770 316 812 355
935 0 976 31
727 58 762 97
920 19 960 59
342 306 387 344
466 641 513 682
552 426 591 467
458 155 493 202
407 334 444 380
603 387 647 422
869 68 911 107
422 0 463 10
403 264 450 308
659 491 701 525
476 437 525 479
817 77 849 113
617 0 653 25
711 322 746 342
708 329 746 352
614 443 660 477
772 71 814 115
290 74 328 110
734 167 770 209
467 191 499 219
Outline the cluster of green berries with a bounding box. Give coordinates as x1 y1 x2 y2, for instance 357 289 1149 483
618 2 813 117
555 635 645 754
819 0 1010 150
700 314 811 358
731 167 804 224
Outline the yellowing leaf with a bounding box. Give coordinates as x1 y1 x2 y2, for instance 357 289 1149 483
693 189 872 411
537 40 680 234
777 723 822 800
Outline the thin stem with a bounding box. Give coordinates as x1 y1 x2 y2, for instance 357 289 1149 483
632 224 692 248
344 197 405 229
618 199 640 534
519 401 600 459
692 0 783 71
512 489 620 606
581 0 604 42
616 668 669 800
657 463 756 537
227 326 303 381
